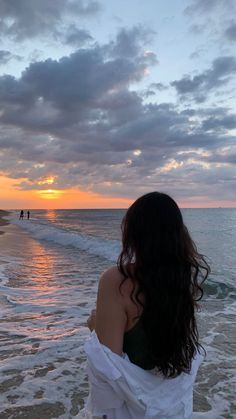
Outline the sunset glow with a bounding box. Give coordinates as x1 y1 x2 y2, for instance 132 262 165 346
0 175 132 209
37 189 63 200
37 177 56 186
0 0 235 209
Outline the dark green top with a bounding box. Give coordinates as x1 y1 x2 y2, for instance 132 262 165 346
123 317 156 370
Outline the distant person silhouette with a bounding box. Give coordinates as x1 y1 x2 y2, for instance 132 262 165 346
27 211 30 220
19 210 24 220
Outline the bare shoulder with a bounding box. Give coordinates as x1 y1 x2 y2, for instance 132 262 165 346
100 265 123 283
99 266 124 295
97 266 143 333
96 266 128 353
99 266 135 299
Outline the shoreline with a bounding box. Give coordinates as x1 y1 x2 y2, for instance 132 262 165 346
0 210 10 235
0 209 235 417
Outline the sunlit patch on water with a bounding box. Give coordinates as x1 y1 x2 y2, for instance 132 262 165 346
0 209 236 418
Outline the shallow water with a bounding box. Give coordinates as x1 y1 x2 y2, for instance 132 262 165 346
0 209 235 418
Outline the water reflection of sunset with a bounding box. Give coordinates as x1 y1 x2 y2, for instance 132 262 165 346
2 228 85 343
45 209 58 222
28 240 58 292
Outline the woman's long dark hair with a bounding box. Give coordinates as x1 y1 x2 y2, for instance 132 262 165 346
118 192 210 377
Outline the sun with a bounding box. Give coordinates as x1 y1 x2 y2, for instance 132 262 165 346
37 189 63 200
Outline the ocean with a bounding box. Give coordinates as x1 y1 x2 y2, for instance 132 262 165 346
0 209 235 418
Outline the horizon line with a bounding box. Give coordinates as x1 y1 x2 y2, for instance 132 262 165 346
2 207 236 211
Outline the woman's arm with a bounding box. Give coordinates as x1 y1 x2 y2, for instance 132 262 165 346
95 268 127 355
87 309 96 331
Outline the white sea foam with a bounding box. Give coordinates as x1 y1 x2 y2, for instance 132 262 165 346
0 263 7 286
9 215 120 262
1 209 235 418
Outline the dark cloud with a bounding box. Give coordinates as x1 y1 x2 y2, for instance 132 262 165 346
171 56 236 102
0 74 34 106
224 21 236 41
201 114 236 132
108 26 156 59
64 25 93 46
1 96 235 198
208 150 236 165
0 0 101 40
0 24 235 203
0 27 157 132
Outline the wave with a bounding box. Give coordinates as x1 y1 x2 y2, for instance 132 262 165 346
5 215 236 299
204 280 235 299
9 217 120 262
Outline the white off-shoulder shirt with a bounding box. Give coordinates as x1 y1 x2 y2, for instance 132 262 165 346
77 331 204 419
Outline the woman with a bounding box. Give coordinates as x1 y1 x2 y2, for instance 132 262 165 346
84 192 210 419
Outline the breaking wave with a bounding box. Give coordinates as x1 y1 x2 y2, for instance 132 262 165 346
9 216 120 262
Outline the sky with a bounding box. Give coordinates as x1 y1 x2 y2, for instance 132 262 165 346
0 0 236 209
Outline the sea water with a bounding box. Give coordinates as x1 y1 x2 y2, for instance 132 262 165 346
0 209 235 418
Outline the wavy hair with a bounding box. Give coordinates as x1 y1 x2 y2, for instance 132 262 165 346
118 192 210 377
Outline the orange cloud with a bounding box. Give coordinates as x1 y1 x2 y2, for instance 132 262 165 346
0 175 132 209
37 176 56 186
0 175 235 210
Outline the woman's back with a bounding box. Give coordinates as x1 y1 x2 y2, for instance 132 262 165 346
95 265 144 356
85 192 210 418
116 192 209 378
112 268 156 369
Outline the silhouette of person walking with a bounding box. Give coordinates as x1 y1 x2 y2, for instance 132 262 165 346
19 210 24 220
27 211 30 220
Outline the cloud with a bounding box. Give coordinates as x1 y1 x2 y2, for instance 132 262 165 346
0 50 12 64
184 0 236 47
0 26 157 157
0 0 101 40
1 98 235 201
0 25 235 203
171 56 236 102
184 0 236 16
149 82 168 91
0 26 157 131
63 25 93 46
201 114 236 132
108 26 156 59
143 83 168 98
0 50 22 64
189 47 206 60
188 23 206 35
224 21 236 41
